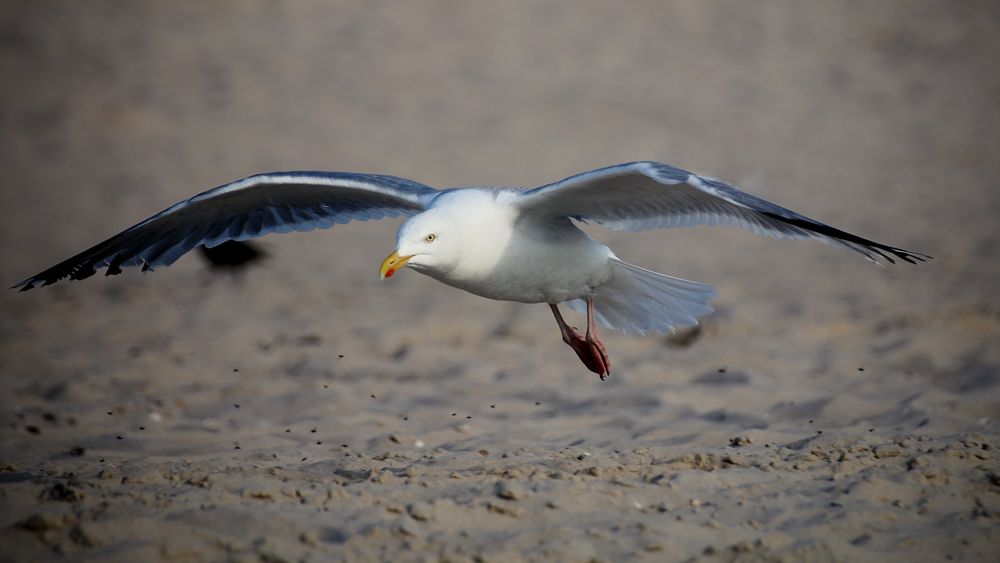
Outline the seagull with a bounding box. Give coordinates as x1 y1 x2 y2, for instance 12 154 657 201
13 161 928 379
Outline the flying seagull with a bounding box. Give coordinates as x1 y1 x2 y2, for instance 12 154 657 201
13 161 928 379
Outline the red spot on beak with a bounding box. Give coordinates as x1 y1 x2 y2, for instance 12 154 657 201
384 269 395 278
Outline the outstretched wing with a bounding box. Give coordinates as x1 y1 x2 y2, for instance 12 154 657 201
513 161 929 264
14 171 439 290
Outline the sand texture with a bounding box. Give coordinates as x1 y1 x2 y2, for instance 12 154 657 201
1 1 998 561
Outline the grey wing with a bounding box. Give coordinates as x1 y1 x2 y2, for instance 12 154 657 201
513 161 929 264
14 171 439 290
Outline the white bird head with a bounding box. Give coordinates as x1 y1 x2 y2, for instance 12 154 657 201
379 190 515 281
380 207 461 280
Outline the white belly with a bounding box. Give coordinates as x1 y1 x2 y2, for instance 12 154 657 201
425 220 613 304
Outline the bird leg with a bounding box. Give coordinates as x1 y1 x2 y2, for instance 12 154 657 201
549 298 612 380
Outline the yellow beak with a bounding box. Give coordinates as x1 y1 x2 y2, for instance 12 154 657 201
379 250 413 280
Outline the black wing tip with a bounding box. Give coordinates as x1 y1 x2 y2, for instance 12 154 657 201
11 262 103 292
12 275 59 291
12 281 33 292
876 246 932 265
13 257 140 292
760 212 931 266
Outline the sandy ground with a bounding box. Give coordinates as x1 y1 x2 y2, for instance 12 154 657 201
1 1 999 561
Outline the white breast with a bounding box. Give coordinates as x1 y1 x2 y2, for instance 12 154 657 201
424 192 614 304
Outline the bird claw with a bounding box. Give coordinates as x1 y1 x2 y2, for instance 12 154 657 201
562 326 611 380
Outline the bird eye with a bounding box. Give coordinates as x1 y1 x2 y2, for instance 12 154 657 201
424 233 437 243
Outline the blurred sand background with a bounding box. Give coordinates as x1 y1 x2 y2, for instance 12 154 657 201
1 1 998 561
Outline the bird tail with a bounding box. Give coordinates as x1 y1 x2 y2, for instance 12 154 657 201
565 258 717 336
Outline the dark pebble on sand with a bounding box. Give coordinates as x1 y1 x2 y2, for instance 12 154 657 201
138 426 145 431
234 404 240 409
69 446 85 456
45 482 83 502
285 429 291 433
490 404 496 408
116 435 123 440
25 425 40 435
42 412 57 423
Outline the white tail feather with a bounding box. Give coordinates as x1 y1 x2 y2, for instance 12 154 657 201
565 258 717 335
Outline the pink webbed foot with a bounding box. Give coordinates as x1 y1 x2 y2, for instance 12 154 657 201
560 324 612 380
549 302 612 380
